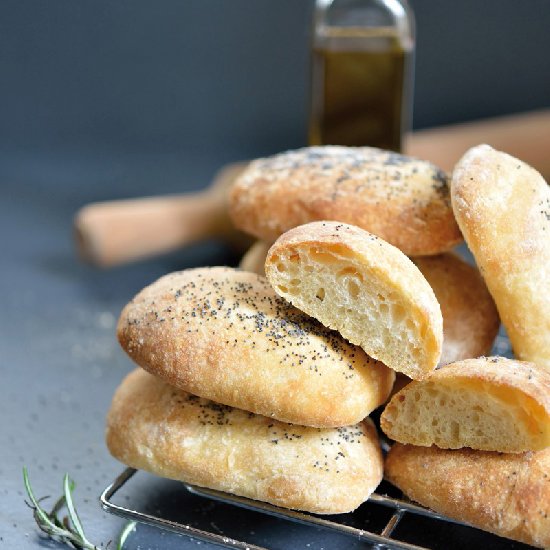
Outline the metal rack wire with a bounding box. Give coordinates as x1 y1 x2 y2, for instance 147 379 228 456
100 467 471 550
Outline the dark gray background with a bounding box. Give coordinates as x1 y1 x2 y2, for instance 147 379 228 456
2 0 550 163
1 1 548 549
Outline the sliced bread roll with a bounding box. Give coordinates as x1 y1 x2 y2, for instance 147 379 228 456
229 146 463 256
413 253 500 365
385 443 550 548
117 267 394 428
106 369 384 514
244 245 499 367
381 357 550 452
265 222 443 380
451 144 550 369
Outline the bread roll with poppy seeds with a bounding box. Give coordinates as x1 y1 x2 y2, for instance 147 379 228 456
413 253 499 365
117 267 394 427
229 146 463 256
385 443 550 548
381 357 550 452
451 144 550 369
265 222 443 380
106 369 384 514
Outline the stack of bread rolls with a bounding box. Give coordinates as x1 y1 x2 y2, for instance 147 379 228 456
107 266 394 514
107 144 549 546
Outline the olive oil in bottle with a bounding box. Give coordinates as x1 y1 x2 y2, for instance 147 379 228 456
309 1 415 152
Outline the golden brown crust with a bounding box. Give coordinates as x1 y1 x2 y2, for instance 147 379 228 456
265 222 443 380
381 357 550 452
385 443 550 548
117 267 395 427
229 146 463 256
451 144 550 369
106 369 384 514
413 253 500 365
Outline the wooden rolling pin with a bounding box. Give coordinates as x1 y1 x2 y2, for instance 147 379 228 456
406 109 550 175
75 109 550 267
75 162 249 267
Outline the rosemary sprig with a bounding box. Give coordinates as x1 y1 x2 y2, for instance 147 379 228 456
23 467 135 550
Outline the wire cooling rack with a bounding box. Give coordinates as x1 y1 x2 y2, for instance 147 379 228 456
100 467 473 550
101 332 517 549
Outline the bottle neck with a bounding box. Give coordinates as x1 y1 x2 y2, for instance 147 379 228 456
314 0 415 50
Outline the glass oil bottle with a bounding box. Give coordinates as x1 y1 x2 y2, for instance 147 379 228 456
309 0 415 152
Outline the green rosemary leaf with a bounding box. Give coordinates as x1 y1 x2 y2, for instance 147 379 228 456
50 493 67 520
23 468 59 532
116 521 136 550
63 474 88 542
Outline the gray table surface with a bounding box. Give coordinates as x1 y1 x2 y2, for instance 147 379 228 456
1 149 245 549
0 149 527 550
